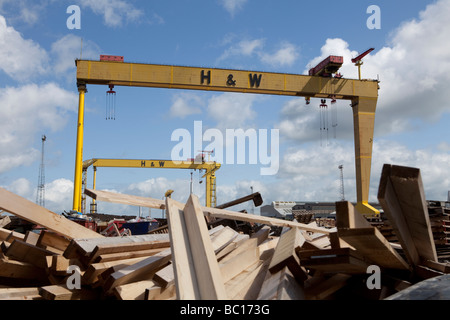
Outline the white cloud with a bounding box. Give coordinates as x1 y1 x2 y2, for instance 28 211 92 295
219 0 248 16
45 178 74 213
285 0 450 143
217 37 299 68
51 34 100 78
207 92 260 129
218 38 265 62
0 15 48 81
8 178 32 198
271 140 450 204
260 42 299 67
80 0 144 27
169 93 203 118
0 83 78 173
0 0 46 25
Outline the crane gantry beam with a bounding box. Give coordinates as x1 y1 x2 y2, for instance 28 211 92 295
73 59 380 217
81 158 220 212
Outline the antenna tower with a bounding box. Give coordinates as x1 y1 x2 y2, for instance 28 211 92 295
36 135 46 207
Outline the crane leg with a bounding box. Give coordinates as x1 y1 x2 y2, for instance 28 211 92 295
352 96 379 218
72 85 87 212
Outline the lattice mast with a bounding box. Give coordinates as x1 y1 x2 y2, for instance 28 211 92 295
36 135 46 207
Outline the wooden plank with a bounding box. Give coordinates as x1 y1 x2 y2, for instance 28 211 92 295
338 228 409 270
153 263 174 288
5 229 25 242
268 227 308 283
0 256 47 281
305 273 351 300
88 239 171 263
82 256 148 285
423 259 450 273
24 231 40 245
335 201 372 229
0 227 12 241
102 248 171 294
298 248 370 274
85 188 165 209
86 188 332 234
96 247 165 263
216 233 249 261
336 201 410 270
36 231 71 252
0 188 103 240
6 239 57 269
250 226 271 245
114 280 156 300
39 284 99 300
257 266 305 300
63 233 169 260
209 226 240 254
224 260 265 299
165 197 198 299
145 283 176 300
0 215 11 228
378 164 437 264
151 226 237 290
0 287 40 300
182 194 228 299
219 238 260 283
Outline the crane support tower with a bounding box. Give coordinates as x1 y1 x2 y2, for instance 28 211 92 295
73 57 380 218
81 158 220 214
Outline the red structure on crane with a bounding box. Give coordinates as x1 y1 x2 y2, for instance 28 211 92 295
351 48 374 80
308 55 343 77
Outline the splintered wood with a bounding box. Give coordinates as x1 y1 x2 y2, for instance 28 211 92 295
0 164 449 300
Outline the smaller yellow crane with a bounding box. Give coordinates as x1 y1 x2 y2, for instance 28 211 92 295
81 158 220 214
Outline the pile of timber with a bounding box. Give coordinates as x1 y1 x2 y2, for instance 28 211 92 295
0 163 449 300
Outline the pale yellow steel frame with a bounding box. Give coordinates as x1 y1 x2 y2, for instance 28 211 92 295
73 60 380 216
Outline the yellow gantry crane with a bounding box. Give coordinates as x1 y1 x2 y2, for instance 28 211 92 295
81 158 220 214
73 57 380 217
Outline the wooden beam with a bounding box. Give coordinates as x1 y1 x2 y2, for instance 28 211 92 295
378 164 438 264
179 194 228 299
269 227 308 283
298 248 370 274
85 188 331 234
102 248 171 294
5 239 57 269
88 239 170 263
219 238 260 283
82 257 148 285
39 284 99 300
336 201 410 270
0 287 40 300
257 266 306 300
305 273 351 300
0 256 47 281
114 280 156 300
165 197 198 299
0 188 102 240
337 228 409 270
0 215 11 228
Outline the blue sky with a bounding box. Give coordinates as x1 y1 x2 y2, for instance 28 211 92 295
0 0 449 217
